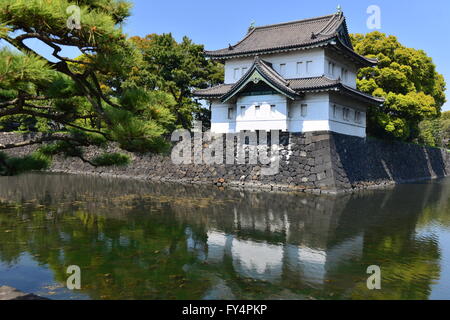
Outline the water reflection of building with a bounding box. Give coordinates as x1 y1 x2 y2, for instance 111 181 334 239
184 195 367 288
0 173 446 299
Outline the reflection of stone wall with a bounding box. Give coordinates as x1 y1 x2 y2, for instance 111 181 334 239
1 172 447 292
2 131 450 193
0 173 351 249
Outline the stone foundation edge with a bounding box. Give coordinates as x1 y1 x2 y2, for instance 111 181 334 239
1 131 449 195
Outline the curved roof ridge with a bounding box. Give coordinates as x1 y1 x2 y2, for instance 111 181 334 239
204 12 375 65
227 27 257 50
340 83 385 102
253 13 337 30
314 13 343 36
257 57 289 85
332 37 378 64
224 14 339 51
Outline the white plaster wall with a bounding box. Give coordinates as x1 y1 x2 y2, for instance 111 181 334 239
287 92 368 137
224 49 326 84
324 51 358 88
210 92 368 138
288 93 330 133
329 93 368 138
235 94 288 132
210 100 237 133
328 120 366 137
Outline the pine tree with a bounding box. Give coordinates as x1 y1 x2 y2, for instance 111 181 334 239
0 0 176 174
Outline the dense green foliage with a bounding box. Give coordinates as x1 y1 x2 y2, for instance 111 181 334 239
0 0 222 175
130 34 223 129
0 151 50 175
418 111 450 148
91 152 130 166
351 31 446 141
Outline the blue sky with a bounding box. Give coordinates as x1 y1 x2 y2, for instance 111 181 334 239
123 0 450 111
2 0 449 110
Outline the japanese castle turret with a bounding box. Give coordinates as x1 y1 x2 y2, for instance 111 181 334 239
194 11 384 138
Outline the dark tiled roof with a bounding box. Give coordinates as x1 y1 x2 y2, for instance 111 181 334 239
339 84 385 104
193 84 234 98
194 75 384 105
288 76 341 90
206 14 342 58
288 76 385 104
206 13 346 57
204 12 376 67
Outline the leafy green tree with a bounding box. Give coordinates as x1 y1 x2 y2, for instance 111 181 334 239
418 111 450 148
130 34 224 129
0 0 176 174
351 31 446 141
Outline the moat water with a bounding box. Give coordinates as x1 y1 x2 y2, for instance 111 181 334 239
0 173 449 300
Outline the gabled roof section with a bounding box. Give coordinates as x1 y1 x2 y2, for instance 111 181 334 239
206 13 345 59
193 75 385 106
220 56 299 102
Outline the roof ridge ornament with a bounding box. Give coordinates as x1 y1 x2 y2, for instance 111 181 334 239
228 43 234 50
248 20 256 33
337 5 342 14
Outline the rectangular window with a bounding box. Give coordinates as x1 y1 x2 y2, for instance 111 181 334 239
255 105 260 117
228 107 234 120
355 111 361 123
240 106 246 116
306 61 313 74
343 108 350 121
333 104 337 118
301 104 308 117
241 67 248 76
270 105 276 116
329 61 335 76
233 68 240 80
296 62 303 75
279 63 286 76
341 68 348 81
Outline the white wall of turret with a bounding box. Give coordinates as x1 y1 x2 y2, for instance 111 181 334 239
224 48 326 84
210 92 368 137
212 46 368 137
223 47 359 89
324 49 358 88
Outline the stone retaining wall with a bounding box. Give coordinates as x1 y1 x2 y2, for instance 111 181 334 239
1 131 449 194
